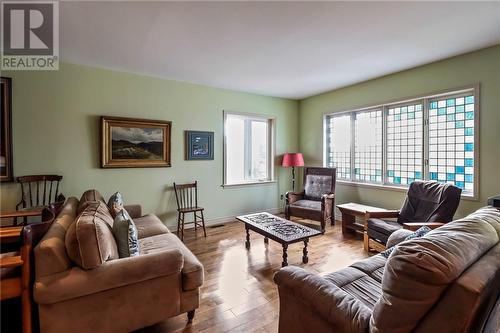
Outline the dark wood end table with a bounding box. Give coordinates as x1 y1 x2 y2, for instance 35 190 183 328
336 203 388 252
236 212 322 267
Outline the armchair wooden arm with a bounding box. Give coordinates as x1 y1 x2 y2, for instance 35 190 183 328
403 222 445 231
0 209 44 219
365 210 400 219
0 255 23 268
285 191 305 205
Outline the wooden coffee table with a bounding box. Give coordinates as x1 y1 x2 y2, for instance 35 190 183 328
236 212 322 267
336 203 388 251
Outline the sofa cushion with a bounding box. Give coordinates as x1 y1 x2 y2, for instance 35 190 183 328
370 207 500 333
107 192 124 218
139 233 203 291
304 175 332 200
324 266 382 309
113 209 140 258
66 201 119 269
77 189 106 214
350 254 387 284
35 197 78 278
290 200 321 210
134 214 170 239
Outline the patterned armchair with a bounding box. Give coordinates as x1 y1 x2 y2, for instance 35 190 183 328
285 167 336 232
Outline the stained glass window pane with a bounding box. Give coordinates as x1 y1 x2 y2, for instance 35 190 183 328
386 102 423 185
428 94 475 195
354 110 382 182
328 114 351 179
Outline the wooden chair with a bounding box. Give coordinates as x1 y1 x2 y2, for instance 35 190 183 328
173 181 206 241
15 175 64 225
0 208 55 333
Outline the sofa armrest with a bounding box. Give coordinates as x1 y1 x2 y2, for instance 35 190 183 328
386 229 414 248
35 249 183 304
366 210 400 219
274 266 371 332
124 204 142 219
286 191 305 204
403 222 444 231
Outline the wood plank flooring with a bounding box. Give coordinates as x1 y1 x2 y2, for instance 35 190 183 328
138 218 369 333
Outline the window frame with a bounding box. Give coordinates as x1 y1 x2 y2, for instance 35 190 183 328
323 84 480 200
223 110 276 187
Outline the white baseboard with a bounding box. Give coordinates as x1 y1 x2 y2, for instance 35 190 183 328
176 207 283 230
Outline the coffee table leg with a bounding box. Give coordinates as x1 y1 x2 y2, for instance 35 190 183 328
302 239 309 264
282 244 288 267
264 237 269 244
245 226 250 249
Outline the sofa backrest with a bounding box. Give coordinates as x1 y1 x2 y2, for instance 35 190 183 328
370 207 500 333
35 197 79 278
65 200 119 269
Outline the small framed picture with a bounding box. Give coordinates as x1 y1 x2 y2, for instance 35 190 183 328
185 131 214 160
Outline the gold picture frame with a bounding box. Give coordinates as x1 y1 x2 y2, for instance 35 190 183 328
101 116 171 168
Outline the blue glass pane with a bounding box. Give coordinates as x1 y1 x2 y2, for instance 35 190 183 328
438 108 446 115
401 107 407 112
430 172 438 180
447 114 455 121
387 170 394 177
455 121 464 128
376 169 382 176
455 166 465 173
447 173 455 181
465 96 474 104
393 177 401 184
465 174 474 182
465 143 474 151
465 128 473 136
446 99 455 107
430 101 438 109
415 171 422 179
408 112 415 119
466 112 474 120
456 105 465 113
465 159 474 167
456 181 465 189
355 168 360 174
395 114 401 121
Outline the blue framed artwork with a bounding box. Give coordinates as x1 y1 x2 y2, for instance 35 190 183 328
185 131 214 160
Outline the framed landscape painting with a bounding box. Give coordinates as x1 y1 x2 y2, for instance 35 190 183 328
185 131 214 160
101 116 171 168
1 77 13 182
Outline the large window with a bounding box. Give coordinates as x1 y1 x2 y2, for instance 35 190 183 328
224 112 275 186
325 86 478 197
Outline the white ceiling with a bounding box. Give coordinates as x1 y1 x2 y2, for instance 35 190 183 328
60 1 500 99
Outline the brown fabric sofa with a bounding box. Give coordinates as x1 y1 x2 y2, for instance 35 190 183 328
34 190 204 333
274 206 500 333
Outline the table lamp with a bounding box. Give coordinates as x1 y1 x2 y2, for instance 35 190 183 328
281 153 304 191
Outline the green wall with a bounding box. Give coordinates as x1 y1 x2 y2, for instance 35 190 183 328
0 63 298 227
299 45 500 218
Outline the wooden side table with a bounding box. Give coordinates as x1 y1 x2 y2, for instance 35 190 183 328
336 203 388 252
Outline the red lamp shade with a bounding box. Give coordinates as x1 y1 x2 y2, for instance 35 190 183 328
281 153 304 167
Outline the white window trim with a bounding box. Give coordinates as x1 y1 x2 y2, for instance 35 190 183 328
323 84 480 201
222 110 276 187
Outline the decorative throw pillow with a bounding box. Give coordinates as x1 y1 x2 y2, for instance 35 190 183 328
112 209 140 258
107 192 124 218
381 226 432 258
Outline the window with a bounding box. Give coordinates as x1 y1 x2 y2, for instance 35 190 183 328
386 102 423 185
324 86 478 197
224 112 275 186
354 109 383 183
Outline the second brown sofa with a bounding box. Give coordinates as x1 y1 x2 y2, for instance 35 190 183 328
34 189 204 333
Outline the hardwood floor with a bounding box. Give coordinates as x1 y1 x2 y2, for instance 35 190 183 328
138 218 369 333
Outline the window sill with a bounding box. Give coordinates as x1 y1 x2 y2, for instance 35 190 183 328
336 180 478 201
222 180 277 188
